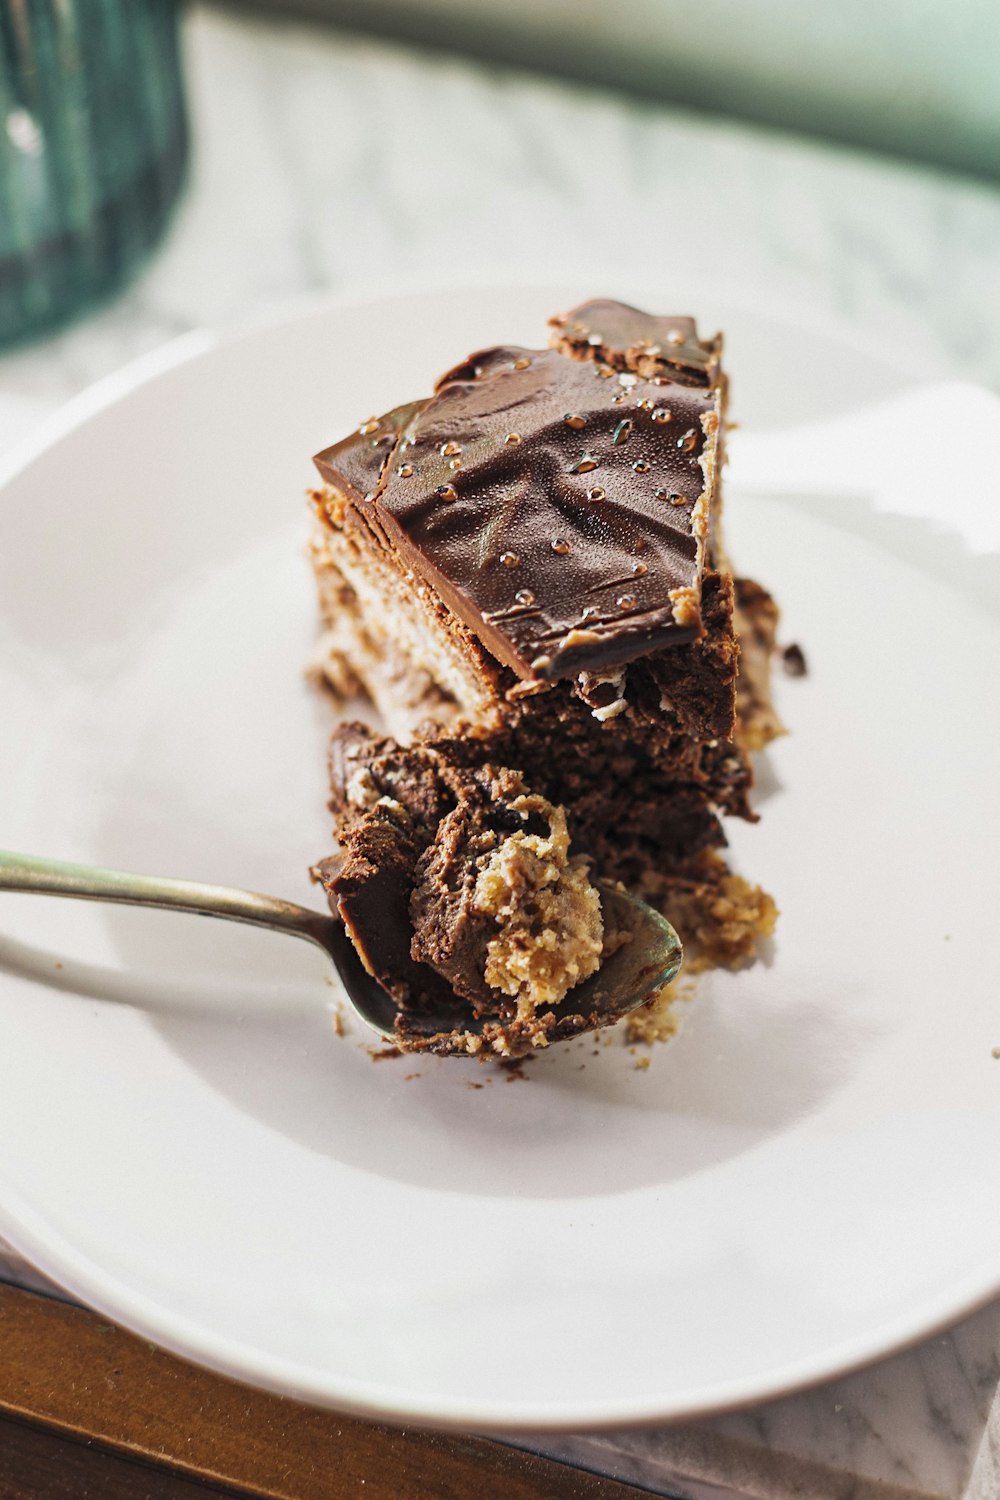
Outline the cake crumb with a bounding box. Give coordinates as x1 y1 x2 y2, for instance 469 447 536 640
669 585 700 629
332 1005 346 1037
628 852 777 1047
370 1046 402 1061
992 1048 1000 1060
473 799 603 1017
626 977 688 1045
635 1056 651 1070
781 643 808 676
646 850 777 971
734 577 785 750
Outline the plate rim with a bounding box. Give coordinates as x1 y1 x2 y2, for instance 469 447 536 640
3 1177 1000 1433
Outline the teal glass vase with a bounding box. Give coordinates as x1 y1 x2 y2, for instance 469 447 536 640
0 0 188 349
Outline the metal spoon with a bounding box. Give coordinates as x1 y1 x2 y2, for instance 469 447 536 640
0 850 682 1057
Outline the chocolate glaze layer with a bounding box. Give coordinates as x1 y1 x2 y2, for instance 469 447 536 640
314 313 722 685
549 299 721 385
314 399 427 502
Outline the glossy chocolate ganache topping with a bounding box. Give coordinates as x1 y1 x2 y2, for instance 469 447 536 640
314 301 723 686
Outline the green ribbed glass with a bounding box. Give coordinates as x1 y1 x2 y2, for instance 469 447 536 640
0 0 187 349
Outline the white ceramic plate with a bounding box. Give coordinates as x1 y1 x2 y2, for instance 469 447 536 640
2 283 1000 1432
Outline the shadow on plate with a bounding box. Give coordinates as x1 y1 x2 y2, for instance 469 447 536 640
1 893 873 1203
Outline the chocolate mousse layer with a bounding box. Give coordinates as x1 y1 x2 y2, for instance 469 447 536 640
315 724 604 1049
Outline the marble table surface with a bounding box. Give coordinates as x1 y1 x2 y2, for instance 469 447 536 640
2 6 1000 1498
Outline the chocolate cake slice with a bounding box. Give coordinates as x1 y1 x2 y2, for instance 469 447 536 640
308 299 781 1053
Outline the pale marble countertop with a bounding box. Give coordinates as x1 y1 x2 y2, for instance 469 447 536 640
3 6 1000 1498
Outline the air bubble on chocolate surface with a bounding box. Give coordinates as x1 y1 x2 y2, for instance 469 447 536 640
617 594 637 610
613 419 633 445
677 429 698 453
397 463 414 478
513 357 531 370
449 457 462 471
670 492 687 505
652 408 673 424
563 413 588 430
515 589 536 605
586 486 606 502
500 551 520 568
632 461 650 473
358 418 379 435
570 455 598 473
632 561 648 576
505 432 522 445
436 483 458 502
552 538 571 555
440 440 461 457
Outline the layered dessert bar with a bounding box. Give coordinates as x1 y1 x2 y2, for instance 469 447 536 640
309 299 780 1052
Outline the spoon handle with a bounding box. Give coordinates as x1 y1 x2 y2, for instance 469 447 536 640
0 849 336 950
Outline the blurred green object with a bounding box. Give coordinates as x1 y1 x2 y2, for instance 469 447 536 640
258 0 1000 182
0 0 187 349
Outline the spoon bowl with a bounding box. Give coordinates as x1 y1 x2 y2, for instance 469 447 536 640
0 850 682 1055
